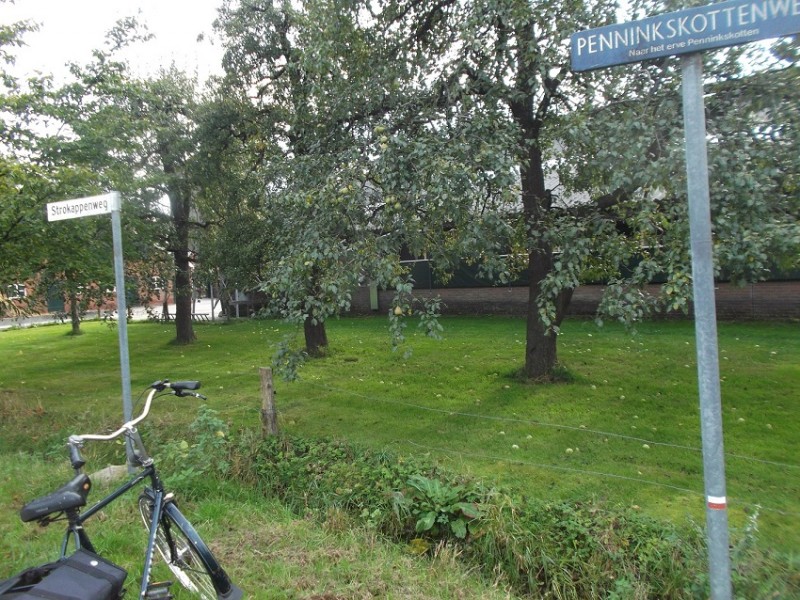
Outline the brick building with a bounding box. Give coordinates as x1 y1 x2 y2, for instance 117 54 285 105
347 262 800 320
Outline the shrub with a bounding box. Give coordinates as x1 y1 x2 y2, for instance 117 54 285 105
173 423 797 599
231 433 707 597
470 496 703 598
156 405 231 494
239 435 435 537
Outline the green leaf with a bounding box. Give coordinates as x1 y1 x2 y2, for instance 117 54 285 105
453 502 482 520
450 518 468 539
416 511 437 533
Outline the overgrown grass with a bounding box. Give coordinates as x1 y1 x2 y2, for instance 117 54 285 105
278 317 800 549
213 432 710 598
1 316 798 594
0 452 516 599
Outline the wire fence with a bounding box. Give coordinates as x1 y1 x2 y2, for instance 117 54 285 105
273 380 800 520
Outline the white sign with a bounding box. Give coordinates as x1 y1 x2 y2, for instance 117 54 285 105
46 192 118 222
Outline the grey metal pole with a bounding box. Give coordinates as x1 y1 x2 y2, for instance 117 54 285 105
110 192 133 425
681 53 732 600
209 276 215 323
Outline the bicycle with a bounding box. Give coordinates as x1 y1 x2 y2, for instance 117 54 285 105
10 380 243 600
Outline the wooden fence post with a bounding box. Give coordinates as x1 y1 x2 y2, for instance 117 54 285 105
259 367 279 437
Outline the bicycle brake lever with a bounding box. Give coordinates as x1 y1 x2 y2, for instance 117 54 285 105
174 390 207 400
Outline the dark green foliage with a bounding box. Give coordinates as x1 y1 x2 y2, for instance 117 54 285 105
395 474 483 540
156 406 231 494
209 430 796 599
472 498 703 599
236 434 435 537
227 432 698 597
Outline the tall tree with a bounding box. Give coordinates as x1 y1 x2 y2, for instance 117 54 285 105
557 5 800 316
214 0 412 358
51 23 208 343
1 13 218 340
213 0 798 378
351 0 652 379
0 12 42 316
0 10 116 327
324 0 798 378
140 70 205 344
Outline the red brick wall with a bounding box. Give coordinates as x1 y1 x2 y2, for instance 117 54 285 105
349 281 800 320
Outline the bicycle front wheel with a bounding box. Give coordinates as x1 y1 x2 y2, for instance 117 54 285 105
138 492 238 599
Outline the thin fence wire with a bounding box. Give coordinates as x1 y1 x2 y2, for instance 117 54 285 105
285 380 800 518
399 440 800 518
303 381 800 470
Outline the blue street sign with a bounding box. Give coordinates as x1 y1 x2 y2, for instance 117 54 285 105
569 2 800 598
571 0 800 71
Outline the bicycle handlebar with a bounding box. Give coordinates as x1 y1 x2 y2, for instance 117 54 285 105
68 380 205 447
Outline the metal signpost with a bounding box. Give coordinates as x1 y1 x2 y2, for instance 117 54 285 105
571 1 799 598
46 192 133 427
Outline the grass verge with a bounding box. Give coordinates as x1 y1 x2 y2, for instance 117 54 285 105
1 315 798 596
0 452 516 599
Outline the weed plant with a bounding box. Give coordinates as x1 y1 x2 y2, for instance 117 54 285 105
1 316 798 597
165 408 797 598
239 430 800 596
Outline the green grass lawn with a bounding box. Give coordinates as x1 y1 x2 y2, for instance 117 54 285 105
1 315 798 558
280 316 800 550
0 453 513 598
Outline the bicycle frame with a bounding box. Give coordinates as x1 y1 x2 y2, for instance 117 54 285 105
18 381 240 599
59 460 168 599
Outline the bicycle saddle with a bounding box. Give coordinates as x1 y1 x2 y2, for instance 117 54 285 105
20 474 92 522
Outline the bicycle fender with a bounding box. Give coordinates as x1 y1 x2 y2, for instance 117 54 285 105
219 583 244 599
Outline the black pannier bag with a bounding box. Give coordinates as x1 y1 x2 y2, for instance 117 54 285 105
0 549 126 599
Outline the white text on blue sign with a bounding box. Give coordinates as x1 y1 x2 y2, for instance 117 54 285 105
571 0 800 71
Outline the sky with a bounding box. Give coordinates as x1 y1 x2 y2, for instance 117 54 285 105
1 0 224 83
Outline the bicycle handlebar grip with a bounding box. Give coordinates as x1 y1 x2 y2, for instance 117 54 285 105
68 443 86 470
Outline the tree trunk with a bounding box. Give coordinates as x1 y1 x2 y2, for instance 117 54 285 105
173 254 195 344
303 315 328 357
524 247 574 379
520 144 573 379
302 268 328 357
166 180 196 345
161 293 169 319
525 245 555 378
506 17 575 380
68 290 81 336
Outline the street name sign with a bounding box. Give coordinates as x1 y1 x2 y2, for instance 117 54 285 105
46 192 119 222
571 0 800 71
571 2 799 598
45 191 134 443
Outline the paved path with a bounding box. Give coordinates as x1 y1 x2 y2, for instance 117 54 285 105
0 299 221 331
